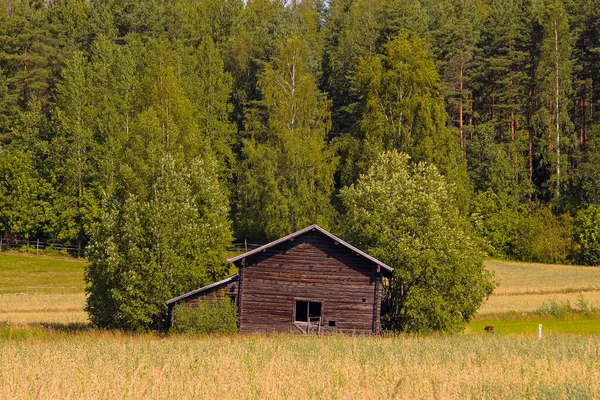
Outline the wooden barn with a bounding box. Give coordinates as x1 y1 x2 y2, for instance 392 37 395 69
166 225 393 334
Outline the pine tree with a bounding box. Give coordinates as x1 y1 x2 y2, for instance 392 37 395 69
426 0 484 149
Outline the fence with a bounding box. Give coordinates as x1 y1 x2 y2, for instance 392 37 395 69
25 286 80 294
0 236 84 257
0 236 262 258
228 241 262 254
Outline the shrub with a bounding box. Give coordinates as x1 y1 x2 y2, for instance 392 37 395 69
42 246 69 257
513 206 573 264
534 298 573 318
470 189 523 256
171 296 238 335
573 205 600 266
534 294 598 318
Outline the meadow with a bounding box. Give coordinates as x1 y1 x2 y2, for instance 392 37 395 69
1 253 600 398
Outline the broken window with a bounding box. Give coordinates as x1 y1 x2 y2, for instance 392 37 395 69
295 300 322 323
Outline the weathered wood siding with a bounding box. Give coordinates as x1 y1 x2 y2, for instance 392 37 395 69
178 279 238 307
237 230 382 334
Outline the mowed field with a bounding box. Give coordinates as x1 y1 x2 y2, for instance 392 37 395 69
1 253 600 399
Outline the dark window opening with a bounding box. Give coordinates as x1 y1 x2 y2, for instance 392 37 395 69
328 320 336 327
309 302 322 319
362 298 366 303
295 300 322 323
295 300 308 322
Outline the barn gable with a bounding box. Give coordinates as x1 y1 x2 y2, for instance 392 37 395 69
167 225 393 334
228 224 393 275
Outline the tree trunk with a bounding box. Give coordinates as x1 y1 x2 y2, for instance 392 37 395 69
554 20 561 202
459 62 464 150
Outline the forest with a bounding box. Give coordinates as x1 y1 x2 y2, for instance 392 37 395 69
1 0 600 270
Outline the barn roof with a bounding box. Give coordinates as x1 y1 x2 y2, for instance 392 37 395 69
228 224 394 274
167 225 393 306
166 274 238 305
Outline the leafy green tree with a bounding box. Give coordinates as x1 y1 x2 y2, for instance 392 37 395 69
0 149 52 238
177 37 236 178
470 189 523 256
513 205 573 263
340 150 495 333
51 51 96 245
225 0 289 128
352 33 470 209
86 35 138 195
573 204 600 266
85 155 232 330
238 36 338 240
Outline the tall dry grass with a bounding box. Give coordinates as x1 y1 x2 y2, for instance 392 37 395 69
0 294 87 324
1 332 599 399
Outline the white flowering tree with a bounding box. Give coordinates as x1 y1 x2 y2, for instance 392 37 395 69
340 150 495 333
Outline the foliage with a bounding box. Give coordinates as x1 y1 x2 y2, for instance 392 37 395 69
340 150 495 333
470 189 523 256
171 297 238 335
237 35 338 240
573 204 600 265
534 294 599 318
2 0 600 277
85 155 232 331
513 206 574 264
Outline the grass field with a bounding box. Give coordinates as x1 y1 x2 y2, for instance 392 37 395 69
0 252 86 294
1 253 600 398
1 329 599 399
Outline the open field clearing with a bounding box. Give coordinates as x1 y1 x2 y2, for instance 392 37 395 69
478 290 600 314
0 252 86 294
0 294 88 325
486 260 600 295
1 331 600 399
2 254 600 329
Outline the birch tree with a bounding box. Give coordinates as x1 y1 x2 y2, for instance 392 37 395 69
534 0 574 204
238 36 337 240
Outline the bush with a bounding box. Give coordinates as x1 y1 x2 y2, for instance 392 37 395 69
534 294 598 318
513 206 573 264
42 246 69 257
470 189 523 256
573 205 600 266
171 296 238 335
534 298 573 318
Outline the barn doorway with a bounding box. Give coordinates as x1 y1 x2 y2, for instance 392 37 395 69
294 300 322 334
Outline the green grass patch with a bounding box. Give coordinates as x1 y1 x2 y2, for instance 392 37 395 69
0 252 86 294
468 314 600 335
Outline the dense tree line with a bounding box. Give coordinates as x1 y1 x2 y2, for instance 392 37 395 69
1 0 600 329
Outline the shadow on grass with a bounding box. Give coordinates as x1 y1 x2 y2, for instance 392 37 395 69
36 322 92 332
